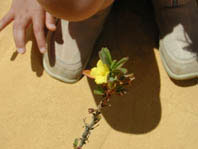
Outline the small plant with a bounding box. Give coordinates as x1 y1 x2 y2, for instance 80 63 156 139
73 48 135 149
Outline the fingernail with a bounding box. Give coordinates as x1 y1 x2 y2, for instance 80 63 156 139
50 24 56 28
17 48 25 54
49 24 56 31
40 47 46 53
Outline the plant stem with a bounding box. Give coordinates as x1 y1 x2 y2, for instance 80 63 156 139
77 100 104 148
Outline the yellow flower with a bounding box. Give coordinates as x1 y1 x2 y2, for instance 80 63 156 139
90 60 110 84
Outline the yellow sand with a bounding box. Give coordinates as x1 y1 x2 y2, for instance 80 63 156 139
0 1 198 149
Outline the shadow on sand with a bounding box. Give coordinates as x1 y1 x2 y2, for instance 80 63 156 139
87 0 161 134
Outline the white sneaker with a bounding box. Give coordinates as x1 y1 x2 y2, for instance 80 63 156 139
43 7 112 83
153 0 198 80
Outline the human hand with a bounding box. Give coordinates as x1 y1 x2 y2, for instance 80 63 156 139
0 0 56 54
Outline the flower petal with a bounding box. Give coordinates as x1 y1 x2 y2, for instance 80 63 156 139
97 60 103 67
90 67 99 78
95 76 107 84
90 60 110 84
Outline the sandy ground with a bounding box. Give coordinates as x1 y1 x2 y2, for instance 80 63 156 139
0 1 198 149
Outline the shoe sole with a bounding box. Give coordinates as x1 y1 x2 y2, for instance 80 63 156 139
159 40 198 80
43 53 81 84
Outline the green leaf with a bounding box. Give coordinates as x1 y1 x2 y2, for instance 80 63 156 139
94 87 105 95
108 76 117 82
73 138 79 147
110 60 117 70
117 68 128 74
113 57 129 69
99 51 108 67
103 47 112 63
99 48 112 68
